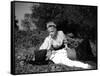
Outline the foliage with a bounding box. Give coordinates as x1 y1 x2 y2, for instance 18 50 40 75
14 16 19 30
31 3 97 41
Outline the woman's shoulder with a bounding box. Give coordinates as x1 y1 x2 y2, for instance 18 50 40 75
58 30 64 35
45 35 51 41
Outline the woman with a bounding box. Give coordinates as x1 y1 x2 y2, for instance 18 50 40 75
39 21 92 69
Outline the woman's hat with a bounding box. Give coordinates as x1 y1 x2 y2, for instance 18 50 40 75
46 22 56 28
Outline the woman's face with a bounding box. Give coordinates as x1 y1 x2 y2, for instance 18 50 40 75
47 25 57 38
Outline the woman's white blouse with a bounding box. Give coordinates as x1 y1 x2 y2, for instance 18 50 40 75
39 31 67 50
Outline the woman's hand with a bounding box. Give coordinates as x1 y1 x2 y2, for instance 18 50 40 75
46 50 52 60
64 44 70 50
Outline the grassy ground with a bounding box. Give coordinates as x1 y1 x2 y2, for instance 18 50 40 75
14 30 97 74
15 61 96 74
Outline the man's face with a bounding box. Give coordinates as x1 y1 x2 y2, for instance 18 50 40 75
47 25 57 38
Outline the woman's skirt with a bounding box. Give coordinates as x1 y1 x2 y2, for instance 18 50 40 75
49 48 91 69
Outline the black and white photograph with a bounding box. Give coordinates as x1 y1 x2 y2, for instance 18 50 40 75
11 1 97 75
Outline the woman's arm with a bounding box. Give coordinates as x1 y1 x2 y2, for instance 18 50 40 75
39 37 49 50
60 31 70 50
39 37 53 60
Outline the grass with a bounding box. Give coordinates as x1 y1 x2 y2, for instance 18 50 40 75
14 30 97 74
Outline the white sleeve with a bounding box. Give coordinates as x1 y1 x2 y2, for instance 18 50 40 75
60 31 69 48
59 31 67 41
39 37 49 50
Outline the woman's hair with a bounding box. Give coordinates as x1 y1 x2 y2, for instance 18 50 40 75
46 21 56 28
